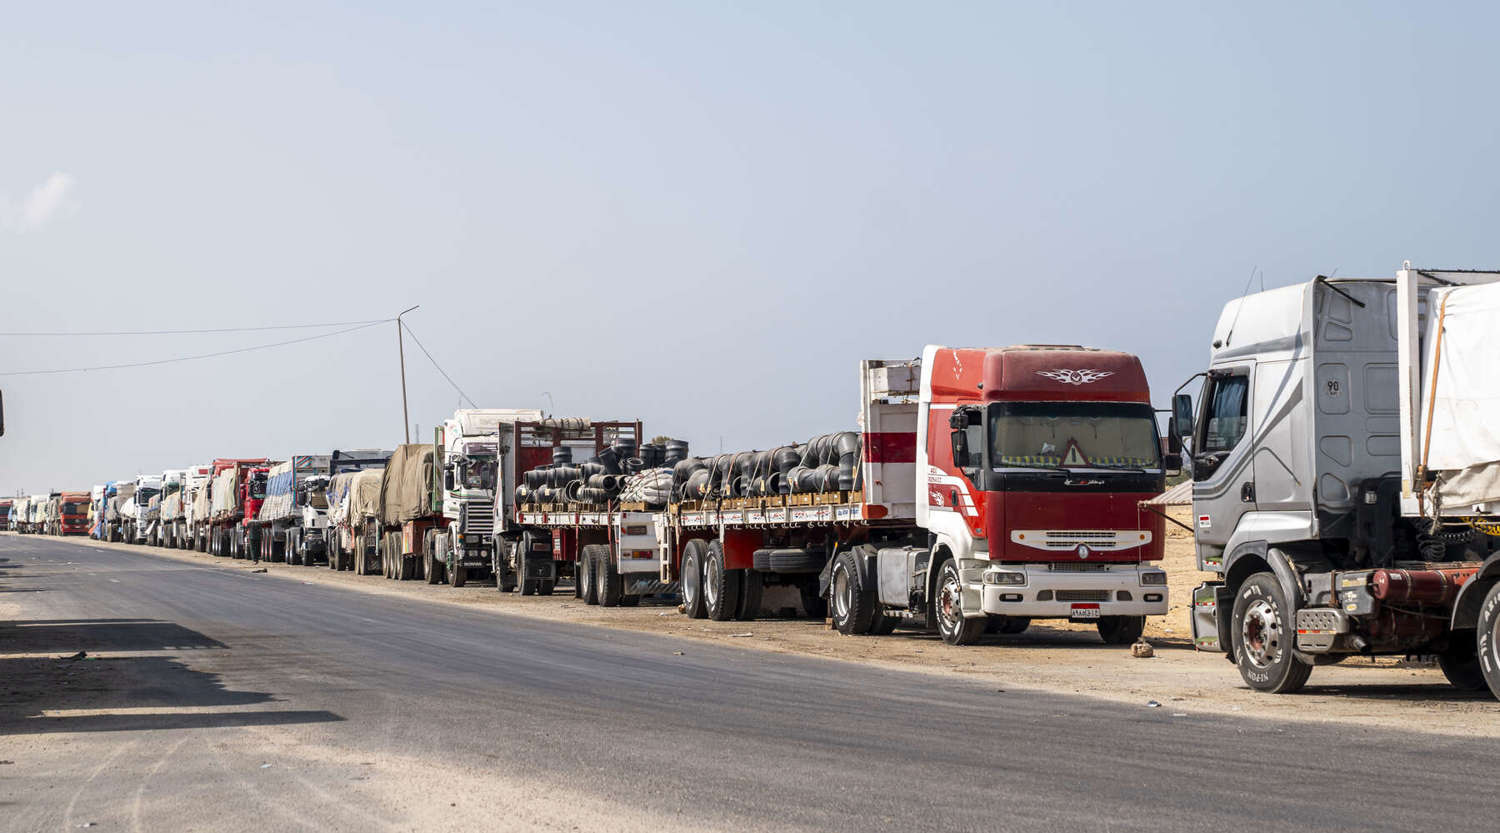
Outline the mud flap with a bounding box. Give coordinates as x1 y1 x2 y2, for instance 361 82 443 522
1191 581 1225 651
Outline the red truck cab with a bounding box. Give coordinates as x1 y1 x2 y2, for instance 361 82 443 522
917 345 1171 642
58 490 92 535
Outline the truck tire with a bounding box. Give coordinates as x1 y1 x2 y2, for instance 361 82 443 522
599 548 623 607
1098 615 1146 645
497 543 517 593
538 577 556 596
735 570 763 621
448 539 467 588
704 541 740 621
869 606 898 635
1475 581 1500 701
987 615 1030 635
799 580 827 620
571 547 584 599
831 550 875 635
424 531 441 584
933 557 985 645
681 540 708 619
580 544 603 605
1231 572 1312 694
1438 639 1486 692
519 532 547 596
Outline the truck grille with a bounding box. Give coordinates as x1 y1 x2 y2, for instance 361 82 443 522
1055 590 1110 602
462 501 494 535
1047 562 1111 572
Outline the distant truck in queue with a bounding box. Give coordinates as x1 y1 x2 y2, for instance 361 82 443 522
200 458 271 557
1177 265 1500 699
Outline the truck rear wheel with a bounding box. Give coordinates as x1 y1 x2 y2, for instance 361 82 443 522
831 550 875 635
681 540 708 619
1475 582 1500 701
735 570 763 621
1098 616 1146 645
519 532 545 596
496 543 517 593
580 544 602 605
934 557 984 645
599 549 623 607
704 541 740 621
1231 573 1312 693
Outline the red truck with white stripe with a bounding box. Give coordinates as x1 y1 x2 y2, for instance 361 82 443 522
663 345 1174 644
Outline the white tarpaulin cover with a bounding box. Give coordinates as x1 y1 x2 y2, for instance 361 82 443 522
1422 283 1500 504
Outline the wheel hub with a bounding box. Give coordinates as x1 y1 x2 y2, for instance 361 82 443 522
1241 598 1283 669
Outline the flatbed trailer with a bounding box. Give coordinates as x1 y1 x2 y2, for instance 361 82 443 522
498 420 652 599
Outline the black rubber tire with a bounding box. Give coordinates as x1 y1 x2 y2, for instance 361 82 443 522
571 547 584 599
704 541 740 621
580 544 602 605
519 532 545 596
994 616 1031 635
831 550 874 635
681 540 708 619
1231 573 1312 694
424 531 441 584
599 548 623 607
766 550 825 574
447 536 466 588
1438 638 1486 692
735 570 763 621
869 607 898 635
538 579 555 596
497 543 517 593
1098 615 1146 645
933 557 985 646
1478 582 1500 702
799 579 827 620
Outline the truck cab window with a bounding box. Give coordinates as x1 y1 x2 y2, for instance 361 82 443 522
1193 373 1248 479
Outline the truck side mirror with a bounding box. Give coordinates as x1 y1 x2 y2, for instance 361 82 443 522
1162 452 1183 477
443 469 455 491
1170 393 1194 447
951 431 970 469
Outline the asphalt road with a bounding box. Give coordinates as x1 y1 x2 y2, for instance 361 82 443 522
2 533 1497 833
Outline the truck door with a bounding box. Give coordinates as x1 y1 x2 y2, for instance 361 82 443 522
1250 359 1306 515
1191 366 1255 571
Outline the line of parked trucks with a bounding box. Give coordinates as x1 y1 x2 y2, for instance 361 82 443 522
9 264 1500 702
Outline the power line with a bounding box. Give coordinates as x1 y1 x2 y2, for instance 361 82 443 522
400 321 477 408
0 318 391 337
0 320 386 377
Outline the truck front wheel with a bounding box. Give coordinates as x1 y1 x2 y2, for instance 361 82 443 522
831 550 874 635
1231 573 1312 693
424 531 441 584
1098 615 1146 645
933 557 984 645
1476 582 1500 701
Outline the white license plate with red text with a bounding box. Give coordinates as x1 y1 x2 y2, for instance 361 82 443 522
1069 604 1101 621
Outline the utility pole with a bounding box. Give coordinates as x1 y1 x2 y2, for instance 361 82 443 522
397 305 420 444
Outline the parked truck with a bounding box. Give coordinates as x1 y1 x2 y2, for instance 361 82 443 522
118 474 162 544
330 467 386 573
160 465 210 548
203 458 271 558
50 490 91 535
103 483 134 541
1176 265 1500 699
424 409 543 587
253 455 332 564
498 418 667 599
375 444 438 580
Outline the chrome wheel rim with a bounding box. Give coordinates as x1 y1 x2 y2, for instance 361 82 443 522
833 566 851 621
1241 598 1283 669
937 566 961 633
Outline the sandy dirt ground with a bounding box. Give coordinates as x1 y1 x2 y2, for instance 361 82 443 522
9 510 1498 740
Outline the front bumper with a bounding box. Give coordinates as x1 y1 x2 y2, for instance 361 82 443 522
970 562 1168 619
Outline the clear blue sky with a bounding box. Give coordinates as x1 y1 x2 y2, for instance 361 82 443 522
2 1 1497 492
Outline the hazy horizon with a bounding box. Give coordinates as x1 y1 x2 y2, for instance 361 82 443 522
5 1 1499 494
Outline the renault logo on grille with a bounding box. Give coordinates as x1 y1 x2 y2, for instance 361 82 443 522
1078 544 1091 559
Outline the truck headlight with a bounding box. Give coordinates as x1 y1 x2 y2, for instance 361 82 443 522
1140 570 1167 586
983 570 1026 586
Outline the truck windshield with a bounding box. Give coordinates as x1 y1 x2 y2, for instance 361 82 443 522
137 488 160 503
988 402 1160 470
461 456 496 490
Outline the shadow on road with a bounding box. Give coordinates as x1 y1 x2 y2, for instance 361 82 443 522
0 618 342 736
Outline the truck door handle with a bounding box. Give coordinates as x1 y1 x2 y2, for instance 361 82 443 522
1240 482 1255 503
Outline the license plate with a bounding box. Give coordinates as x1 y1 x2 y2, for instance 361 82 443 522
1069 604 1101 621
